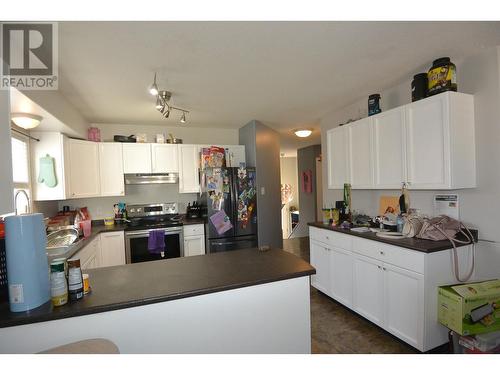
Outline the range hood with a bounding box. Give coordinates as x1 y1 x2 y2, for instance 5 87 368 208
124 173 178 185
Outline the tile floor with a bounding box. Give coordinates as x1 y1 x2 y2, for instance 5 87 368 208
282 237 448 354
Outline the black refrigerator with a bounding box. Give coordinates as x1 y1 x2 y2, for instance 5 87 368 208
198 167 258 253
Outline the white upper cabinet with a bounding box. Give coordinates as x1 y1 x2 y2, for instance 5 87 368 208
151 144 178 173
122 143 152 174
405 92 475 189
348 118 373 188
178 144 200 193
326 126 349 189
31 132 70 201
67 139 101 198
326 92 475 190
372 107 406 189
99 142 124 197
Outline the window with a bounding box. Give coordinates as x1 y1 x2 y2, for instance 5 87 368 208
11 134 31 214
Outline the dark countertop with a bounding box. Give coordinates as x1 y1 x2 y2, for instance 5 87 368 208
48 216 207 262
0 248 315 328
308 222 475 253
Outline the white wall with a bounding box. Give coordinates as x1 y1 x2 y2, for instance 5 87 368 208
280 156 299 209
94 123 239 145
0 88 14 215
59 184 198 220
321 47 500 243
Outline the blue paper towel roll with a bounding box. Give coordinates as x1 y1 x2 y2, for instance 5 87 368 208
5 213 50 312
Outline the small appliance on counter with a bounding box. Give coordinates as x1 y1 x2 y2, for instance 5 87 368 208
5 214 50 312
186 201 202 219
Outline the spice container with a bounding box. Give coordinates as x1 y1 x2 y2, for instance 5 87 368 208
50 260 68 306
428 57 457 96
82 273 90 295
67 258 84 301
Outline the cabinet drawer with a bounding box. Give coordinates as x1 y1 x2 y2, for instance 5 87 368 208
183 224 204 237
351 237 424 274
309 227 351 250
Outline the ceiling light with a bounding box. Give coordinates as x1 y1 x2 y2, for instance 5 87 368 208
149 76 190 122
294 129 312 138
149 73 159 96
11 113 42 129
155 96 163 110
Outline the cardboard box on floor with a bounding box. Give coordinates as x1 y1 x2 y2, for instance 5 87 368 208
438 279 500 336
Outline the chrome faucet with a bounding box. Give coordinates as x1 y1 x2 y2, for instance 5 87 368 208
14 190 31 215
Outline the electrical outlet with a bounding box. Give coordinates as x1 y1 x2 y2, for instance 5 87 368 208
260 187 265 195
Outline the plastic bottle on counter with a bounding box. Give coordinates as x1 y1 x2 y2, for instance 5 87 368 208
50 259 68 307
67 258 84 301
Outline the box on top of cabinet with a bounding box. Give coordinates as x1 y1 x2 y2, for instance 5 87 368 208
438 279 500 336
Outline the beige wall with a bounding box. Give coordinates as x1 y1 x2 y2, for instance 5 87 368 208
280 156 299 209
321 46 500 243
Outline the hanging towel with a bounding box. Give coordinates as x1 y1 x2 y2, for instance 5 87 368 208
147 230 165 254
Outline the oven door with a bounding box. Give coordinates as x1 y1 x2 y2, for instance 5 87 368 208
125 227 184 264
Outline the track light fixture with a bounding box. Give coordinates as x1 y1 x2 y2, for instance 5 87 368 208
149 73 190 124
149 73 159 96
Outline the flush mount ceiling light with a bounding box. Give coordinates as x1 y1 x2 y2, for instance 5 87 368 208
294 129 312 138
149 73 190 124
11 113 43 129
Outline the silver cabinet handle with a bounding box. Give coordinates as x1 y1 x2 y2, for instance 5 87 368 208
380 251 384 255
382 267 387 271
377 265 382 269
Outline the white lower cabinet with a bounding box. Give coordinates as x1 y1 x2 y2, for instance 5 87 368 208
100 231 126 267
75 235 101 271
383 263 424 348
352 254 385 327
310 241 331 295
309 226 459 352
74 231 125 269
183 224 205 257
329 246 353 308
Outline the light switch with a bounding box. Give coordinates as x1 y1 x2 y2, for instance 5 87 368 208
260 187 265 195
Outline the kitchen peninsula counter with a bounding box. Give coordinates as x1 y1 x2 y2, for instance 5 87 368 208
0 249 315 354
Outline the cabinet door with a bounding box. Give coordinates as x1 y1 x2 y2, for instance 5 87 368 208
81 251 97 270
151 144 179 173
326 127 349 189
222 145 246 167
383 263 424 349
329 246 353 308
405 95 450 189
348 118 373 188
310 240 331 295
99 143 124 197
100 231 126 267
372 108 406 189
178 145 200 193
122 143 152 174
352 254 384 327
68 139 101 198
184 235 205 257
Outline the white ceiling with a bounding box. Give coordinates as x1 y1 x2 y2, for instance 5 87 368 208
56 21 500 155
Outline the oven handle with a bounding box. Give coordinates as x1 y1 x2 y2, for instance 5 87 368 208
125 227 183 237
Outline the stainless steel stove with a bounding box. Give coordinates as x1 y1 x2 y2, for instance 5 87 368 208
124 203 184 264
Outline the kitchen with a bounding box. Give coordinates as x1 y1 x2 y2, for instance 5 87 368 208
1 12 500 369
